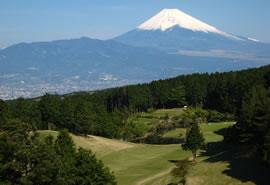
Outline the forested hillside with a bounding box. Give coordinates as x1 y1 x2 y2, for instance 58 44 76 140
1 65 270 164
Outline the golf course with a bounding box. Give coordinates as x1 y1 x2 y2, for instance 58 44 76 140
38 108 253 185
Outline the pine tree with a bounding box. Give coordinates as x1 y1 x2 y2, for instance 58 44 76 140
183 123 205 161
26 137 61 185
54 129 76 185
73 148 116 185
167 85 186 108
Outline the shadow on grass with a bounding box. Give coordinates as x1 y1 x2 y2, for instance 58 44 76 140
168 159 183 164
201 128 270 185
132 136 185 145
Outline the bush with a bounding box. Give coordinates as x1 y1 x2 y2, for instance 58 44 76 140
131 133 184 144
207 110 235 122
121 120 147 141
207 110 224 122
171 159 192 185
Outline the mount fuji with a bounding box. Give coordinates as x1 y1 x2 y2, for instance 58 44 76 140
115 9 270 61
0 8 269 99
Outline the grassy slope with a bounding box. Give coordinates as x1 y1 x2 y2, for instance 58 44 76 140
39 109 247 185
39 130 188 185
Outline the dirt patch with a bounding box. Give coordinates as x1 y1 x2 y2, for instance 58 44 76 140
186 176 204 185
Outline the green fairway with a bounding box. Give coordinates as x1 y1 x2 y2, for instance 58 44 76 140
38 108 238 185
200 122 235 142
162 128 185 139
102 144 189 185
163 122 235 142
39 130 189 185
149 108 184 117
38 120 237 185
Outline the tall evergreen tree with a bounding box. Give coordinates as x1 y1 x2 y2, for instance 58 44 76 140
237 85 269 144
167 85 186 108
73 148 116 185
183 123 205 161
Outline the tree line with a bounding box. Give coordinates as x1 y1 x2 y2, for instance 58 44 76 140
1 65 269 137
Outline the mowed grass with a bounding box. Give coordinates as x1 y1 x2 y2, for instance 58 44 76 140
38 130 189 185
163 122 235 142
102 144 189 185
163 128 186 139
186 159 255 185
200 122 235 142
149 108 184 117
185 122 258 185
38 120 237 185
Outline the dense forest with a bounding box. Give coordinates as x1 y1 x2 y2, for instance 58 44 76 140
0 65 270 165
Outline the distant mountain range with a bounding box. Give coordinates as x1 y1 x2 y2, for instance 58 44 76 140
0 9 269 100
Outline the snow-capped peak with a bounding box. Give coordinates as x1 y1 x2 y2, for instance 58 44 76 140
138 9 241 40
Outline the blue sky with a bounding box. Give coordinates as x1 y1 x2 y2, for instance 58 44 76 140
0 0 269 48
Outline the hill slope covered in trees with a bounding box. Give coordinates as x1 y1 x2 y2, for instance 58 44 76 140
1 65 270 165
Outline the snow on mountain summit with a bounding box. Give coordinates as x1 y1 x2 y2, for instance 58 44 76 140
138 9 241 40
